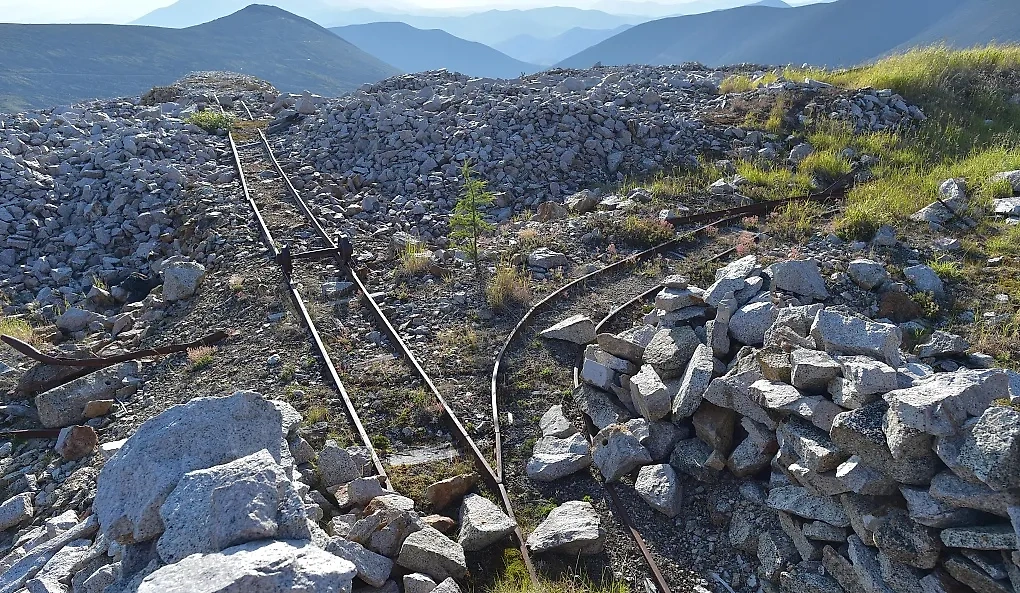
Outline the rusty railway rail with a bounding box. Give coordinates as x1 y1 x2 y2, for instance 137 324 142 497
567 240 750 593
223 99 539 582
491 180 851 589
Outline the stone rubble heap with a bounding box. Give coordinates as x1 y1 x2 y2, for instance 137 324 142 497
0 390 522 593
0 75 244 329
530 252 1020 592
274 67 924 234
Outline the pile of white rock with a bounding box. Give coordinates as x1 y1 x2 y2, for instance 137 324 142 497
530 254 1020 592
0 390 520 593
0 88 234 315
276 67 925 219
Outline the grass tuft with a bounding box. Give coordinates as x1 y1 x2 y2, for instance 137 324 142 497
186 346 215 371
398 241 431 277
927 256 965 281
611 215 676 247
487 265 532 310
0 316 34 344
186 111 234 134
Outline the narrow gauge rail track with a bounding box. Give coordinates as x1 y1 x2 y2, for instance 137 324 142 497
219 98 539 582
491 182 851 590
567 241 750 593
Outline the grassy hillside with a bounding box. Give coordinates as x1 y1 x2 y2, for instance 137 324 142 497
0 5 399 112
556 0 1020 69
332 22 542 79
623 45 1020 365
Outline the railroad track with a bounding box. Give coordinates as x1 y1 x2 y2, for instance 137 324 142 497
223 94 850 589
218 98 540 581
490 184 851 588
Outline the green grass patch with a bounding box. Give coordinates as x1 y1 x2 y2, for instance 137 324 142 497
765 200 827 243
614 215 676 247
988 224 1020 257
927 256 965 282
798 150 853 181
186 111 234 133
487 549 630 593
736 161 813 200
619 160 725 201
791 45 1020 235
0 316 34 344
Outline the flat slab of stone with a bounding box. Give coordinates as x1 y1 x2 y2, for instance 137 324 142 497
540 314 597 344
35 362 138 428
790 348 842 393
525 433 592 482
526 501 604 556
671 344 717 418
883 369 1010 436
597 325 654 363
899 485 981 528
325 537 394 588
634 464 682 517
766 486 850 527
940 525 1017 550
397 526 468 581
458 493 516 552
136 540 356 593
929 470 1013 517
811 309 902 367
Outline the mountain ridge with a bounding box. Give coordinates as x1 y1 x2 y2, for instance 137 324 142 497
0 5 399 112
331 22 543 79
494 25 633 65
557 0 1018 69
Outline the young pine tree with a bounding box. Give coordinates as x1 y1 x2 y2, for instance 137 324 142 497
450 161 495 280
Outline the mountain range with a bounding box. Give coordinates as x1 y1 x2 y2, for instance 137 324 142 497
558 0 1020 68
134 2 641 45
0 5 398 113
494 25 633 66
332 22 542 79
3 0 1020 113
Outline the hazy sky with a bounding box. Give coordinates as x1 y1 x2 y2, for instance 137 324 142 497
0 0 826 24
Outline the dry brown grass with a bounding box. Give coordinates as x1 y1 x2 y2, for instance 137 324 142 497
487 265 532 310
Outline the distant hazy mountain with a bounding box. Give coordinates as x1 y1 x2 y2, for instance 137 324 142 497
558 0 1018 69
0 5 399 112
134 2 639 44
495 26 633 66
332 22 542 79
589 0 788 17
751 0 790 6
131 0 360 28
892 0 1020 50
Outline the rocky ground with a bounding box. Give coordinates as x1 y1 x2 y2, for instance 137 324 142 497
0 65 1018 593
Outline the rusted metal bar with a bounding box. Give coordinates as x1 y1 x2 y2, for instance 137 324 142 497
2 331 229 368
0 428 62 439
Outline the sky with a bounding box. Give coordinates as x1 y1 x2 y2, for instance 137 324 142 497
0 0 827 24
